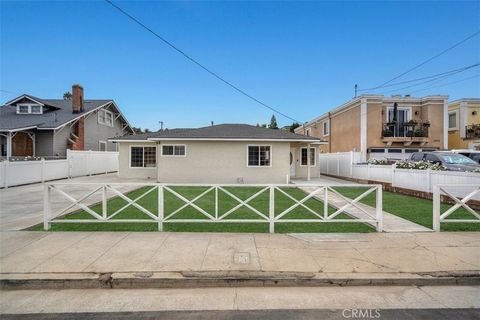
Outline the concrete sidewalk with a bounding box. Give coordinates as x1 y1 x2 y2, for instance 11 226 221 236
0 174 144 231
1 231 478 282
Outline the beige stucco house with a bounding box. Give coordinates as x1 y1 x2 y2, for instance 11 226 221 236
447 98 480 150
111 124 324 184
296 94 448 161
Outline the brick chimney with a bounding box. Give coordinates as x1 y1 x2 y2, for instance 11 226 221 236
72 84 84 114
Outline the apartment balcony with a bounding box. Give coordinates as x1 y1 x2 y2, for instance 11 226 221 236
465 124 480 140
381 121 430 146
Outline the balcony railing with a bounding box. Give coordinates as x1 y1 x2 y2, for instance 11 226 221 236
381 121 430 138
465 124 480 140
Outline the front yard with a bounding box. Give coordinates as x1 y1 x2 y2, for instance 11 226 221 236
31 186 375 233
334 187 480 232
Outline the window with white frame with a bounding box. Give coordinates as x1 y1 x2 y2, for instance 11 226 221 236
322 121 329 136
248 145 271 166
300 147 316 166
130 146 157 167
98 109 114 127
16 104 42 114
448 111 458 130
99 141 107 152
161 145 186 156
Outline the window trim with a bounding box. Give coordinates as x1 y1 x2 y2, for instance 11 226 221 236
385 106 412 123
98 140 107 152
448 110 459 131
98 109 114 127
300 147 316 166
160 144 187 157
246 145 272 168
322 120 330 137
16 103 43 114
129 145 157 169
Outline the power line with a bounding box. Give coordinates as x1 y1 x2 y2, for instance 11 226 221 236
358 63 479 92
361 30 480 91
378 63 479 94
104 0 301 123
408 74 480 94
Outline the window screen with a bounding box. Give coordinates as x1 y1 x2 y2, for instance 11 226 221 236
301 148 316 166
248 146 271 166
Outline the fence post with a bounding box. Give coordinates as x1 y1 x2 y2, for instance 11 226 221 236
426 169 431 193
102 186 107 220
391 164 395 186
3 160 8 188
215 186 219 220
324 187 328 219
158 185 164 231
376 186 383 232
41 157 46 183
336 153 340 176
43 184 51 230
349 151 354 178
269 186 275 233
433 185 440 232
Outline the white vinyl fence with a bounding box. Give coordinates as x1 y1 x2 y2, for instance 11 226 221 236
0 150 119 188
319 152 480 201
43 183 383 232
433 184 480 231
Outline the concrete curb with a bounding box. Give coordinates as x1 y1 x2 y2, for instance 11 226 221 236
1 271 479 290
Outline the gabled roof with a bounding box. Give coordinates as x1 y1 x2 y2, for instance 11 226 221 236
0 95 133 132
111 124 322 142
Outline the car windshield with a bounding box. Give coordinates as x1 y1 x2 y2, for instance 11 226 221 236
438 153 477 165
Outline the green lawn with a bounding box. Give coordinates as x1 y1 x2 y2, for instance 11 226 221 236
31 186 374 233
333 187 480 231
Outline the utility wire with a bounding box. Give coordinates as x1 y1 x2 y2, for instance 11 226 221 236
360 30 480 91
358 63 479 92
378 63 480 94
104 0 301 123
408 74 479 94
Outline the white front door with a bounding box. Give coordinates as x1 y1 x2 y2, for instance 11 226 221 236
290 148 296 177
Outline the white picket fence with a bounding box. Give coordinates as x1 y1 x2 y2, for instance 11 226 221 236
0 150 119 188
318 152 480 201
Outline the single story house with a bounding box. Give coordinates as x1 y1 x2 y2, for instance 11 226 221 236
0 84 134 158
111 124 325 184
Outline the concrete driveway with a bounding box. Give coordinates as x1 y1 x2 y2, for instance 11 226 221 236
0 174 148 231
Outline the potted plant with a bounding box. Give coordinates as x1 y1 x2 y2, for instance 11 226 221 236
414 128 426 137
422 121 430 128
382 129 393 137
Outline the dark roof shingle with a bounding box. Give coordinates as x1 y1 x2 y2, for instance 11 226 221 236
113 124 319 141
0 96 112 130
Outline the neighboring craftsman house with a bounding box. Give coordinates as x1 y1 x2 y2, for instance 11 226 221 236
0 84 133 158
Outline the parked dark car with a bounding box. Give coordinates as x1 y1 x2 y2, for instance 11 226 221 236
409 151 480 171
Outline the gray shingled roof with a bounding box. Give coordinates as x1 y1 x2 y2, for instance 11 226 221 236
113 124 320 141
0 95 112 131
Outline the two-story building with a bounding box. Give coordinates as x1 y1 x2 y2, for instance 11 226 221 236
296 94 448 161
447 98 480 150
0 84 134 158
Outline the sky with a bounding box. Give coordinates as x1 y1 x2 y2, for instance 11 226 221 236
1 1 479 130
